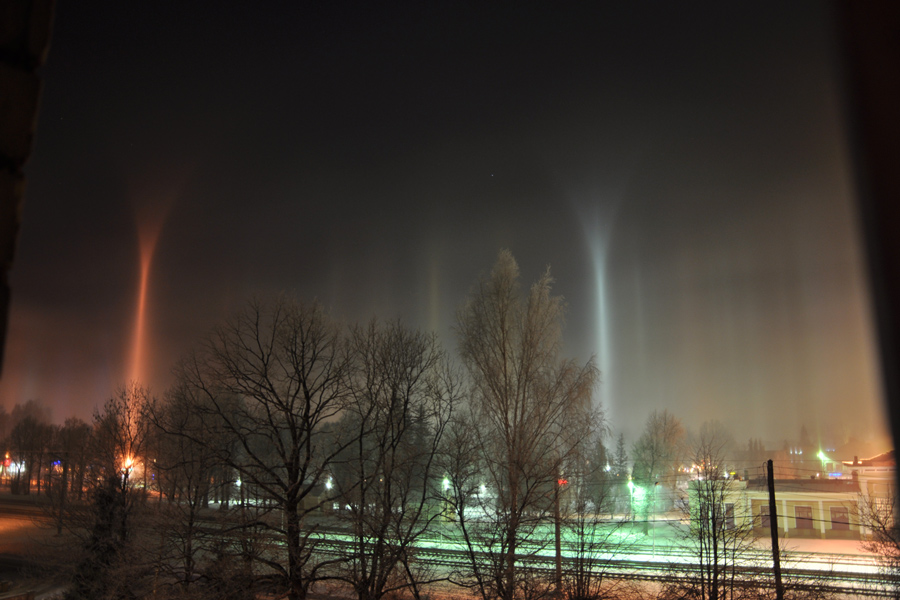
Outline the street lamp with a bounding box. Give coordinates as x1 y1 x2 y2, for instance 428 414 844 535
652 482 659 555
628 480 635 520
628 480 646 531
817 450 830 478
118 455 136 489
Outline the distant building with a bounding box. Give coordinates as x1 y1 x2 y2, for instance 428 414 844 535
842 450 895 494
707 451 896 541
745 478 861 540
843 450 895 533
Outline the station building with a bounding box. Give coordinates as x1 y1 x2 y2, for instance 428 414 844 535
689 451 894 541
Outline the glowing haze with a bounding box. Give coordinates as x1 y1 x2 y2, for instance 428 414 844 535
0 2 890 452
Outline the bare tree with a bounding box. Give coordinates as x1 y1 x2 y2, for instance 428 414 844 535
8 411 52 495
601 432 630 514
91 383 152 486
435 409 495 593
148 385 235 597
662 421 757 600
10 398 52 424
331 320 458 600
631 409 685 528
859 487 900 596
66 383 154 600
172 297 352 600
4 399 54 495
49 418 92 534
455 250 598 600
559 429 641 600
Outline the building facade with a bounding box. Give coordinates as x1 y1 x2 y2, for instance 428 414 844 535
696 452 895 541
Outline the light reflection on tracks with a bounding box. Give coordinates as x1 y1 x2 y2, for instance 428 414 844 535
306 529 894 598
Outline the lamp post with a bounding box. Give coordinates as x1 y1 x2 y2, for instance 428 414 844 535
121 455 134 488
652 482 659 558
817 450 830 478
628 480 647 533
628 480 635 524
442 477 453 522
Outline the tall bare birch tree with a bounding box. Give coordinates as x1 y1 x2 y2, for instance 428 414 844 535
455 250 598 600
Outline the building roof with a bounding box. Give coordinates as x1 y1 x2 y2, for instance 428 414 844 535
842 449 895 467
747 478 860 494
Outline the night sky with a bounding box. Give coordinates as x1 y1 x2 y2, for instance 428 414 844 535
1 2 888 449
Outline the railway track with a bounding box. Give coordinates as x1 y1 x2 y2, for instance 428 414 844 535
4 500 886 597
308 530 896 597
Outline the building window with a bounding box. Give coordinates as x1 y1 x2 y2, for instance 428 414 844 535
831 506 850 531
725 503 735 530
759 505 770 528
796 505 813 529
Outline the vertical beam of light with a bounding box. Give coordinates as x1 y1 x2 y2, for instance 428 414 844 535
630 264 647 377
588 233 613 414
130 241 155 386
574 193 623 422
129 190 175 388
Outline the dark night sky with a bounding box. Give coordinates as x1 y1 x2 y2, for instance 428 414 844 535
1 2 888 449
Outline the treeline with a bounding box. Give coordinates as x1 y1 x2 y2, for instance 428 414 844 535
5 252 817 600
30 251 616 600
0 400 91 501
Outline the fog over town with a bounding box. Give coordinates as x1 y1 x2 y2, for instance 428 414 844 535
0 3 894 600
0 2 888 450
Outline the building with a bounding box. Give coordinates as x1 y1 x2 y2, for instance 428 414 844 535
842 450 895 502
698 451 895 541
745 478 861 540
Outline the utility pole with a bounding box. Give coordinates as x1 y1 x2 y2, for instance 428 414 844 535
767 459 784 600
554 478 563 593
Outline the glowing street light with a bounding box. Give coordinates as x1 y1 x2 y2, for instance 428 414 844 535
120 455 136 485
628 480 645 501
628 481 644 511
817 450 832 478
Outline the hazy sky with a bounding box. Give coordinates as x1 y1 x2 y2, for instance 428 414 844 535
2 2 888 449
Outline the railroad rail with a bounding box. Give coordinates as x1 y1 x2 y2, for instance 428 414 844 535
308 530 896 597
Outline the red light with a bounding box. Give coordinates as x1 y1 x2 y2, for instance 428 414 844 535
557 478 568 486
